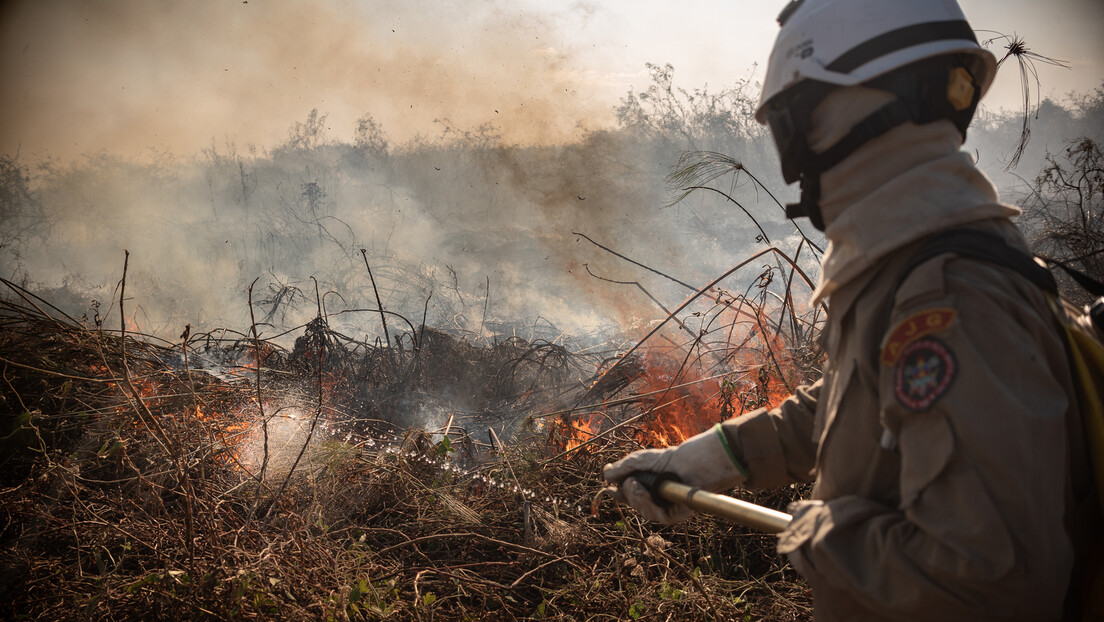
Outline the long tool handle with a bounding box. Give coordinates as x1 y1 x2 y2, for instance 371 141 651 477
634 472 792 534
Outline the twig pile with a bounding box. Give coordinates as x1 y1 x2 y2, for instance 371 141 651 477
0 278 815 621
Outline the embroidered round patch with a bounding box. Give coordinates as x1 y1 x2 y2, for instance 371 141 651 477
894 337 957 411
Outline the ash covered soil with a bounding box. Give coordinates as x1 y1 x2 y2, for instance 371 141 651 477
0 283 816 621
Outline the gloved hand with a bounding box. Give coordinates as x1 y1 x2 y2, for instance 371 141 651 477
603 424 748 524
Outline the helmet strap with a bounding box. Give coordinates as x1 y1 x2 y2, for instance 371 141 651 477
781 58 982 231
786 173 825 231
786 98 915 231
810 99 914 173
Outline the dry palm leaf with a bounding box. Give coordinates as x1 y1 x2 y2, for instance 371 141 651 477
981 32 1071 170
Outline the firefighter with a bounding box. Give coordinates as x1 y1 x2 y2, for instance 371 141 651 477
604 0 1089 619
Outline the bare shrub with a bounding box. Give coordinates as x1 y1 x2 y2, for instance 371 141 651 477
1021 136 1104 305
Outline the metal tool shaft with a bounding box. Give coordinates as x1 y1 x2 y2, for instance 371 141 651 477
640 474 792 534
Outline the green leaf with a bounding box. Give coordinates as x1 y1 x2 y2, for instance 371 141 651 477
97 439 125 458
437 436 453 456
124 573 162 594
658 582 683 601
423 593 436 606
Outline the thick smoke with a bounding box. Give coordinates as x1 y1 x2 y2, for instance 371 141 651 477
0 1 794 344
0 0 614 161
1 0 1101 346
5 76 1103 346
2 75 796 345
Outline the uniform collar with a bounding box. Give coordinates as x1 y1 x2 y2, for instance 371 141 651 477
809 120 1018 306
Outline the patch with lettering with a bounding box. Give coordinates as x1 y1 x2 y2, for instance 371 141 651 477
894 338 957 411
880 308 957 365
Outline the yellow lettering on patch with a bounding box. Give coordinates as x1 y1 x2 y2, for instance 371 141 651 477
880 308 957 366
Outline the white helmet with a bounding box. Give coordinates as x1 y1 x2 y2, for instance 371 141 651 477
755 0 998 230
755 0 996 123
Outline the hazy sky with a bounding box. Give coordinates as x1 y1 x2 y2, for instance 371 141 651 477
2 0 1101 162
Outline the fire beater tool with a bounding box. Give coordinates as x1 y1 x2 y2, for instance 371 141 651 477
629 471 792 534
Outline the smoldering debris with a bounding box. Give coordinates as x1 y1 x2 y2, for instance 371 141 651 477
0 241 822 620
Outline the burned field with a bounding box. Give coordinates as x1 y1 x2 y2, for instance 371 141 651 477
0 20 1098 615
0 251 822 621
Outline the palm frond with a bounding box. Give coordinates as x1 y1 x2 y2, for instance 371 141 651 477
980 32 1071 170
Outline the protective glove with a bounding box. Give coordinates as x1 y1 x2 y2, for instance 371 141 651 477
603 424 748 524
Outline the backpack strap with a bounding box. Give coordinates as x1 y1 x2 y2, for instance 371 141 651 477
1044 257 1104 298
895 227 1058 296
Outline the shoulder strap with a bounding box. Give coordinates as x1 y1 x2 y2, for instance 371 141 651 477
897 228 1059 296
1044 257 1104 298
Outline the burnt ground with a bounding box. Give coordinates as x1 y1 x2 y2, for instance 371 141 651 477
0 285 816 621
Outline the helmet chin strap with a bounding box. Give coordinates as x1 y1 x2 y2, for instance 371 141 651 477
783 57 982 232
786 98 918 231
787 174 825 230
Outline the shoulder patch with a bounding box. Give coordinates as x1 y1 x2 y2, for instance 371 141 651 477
880 308 957 365
894 337 957 412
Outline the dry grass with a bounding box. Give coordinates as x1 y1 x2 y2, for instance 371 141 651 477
0 277 815 621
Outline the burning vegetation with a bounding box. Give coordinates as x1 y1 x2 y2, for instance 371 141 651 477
0 66 830 620
0 223 823 621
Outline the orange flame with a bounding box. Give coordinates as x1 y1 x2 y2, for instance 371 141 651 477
556 300 805 452
561 412 603 451
631 350 722 447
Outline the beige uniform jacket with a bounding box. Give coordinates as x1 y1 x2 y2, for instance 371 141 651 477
723 219 1082 621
